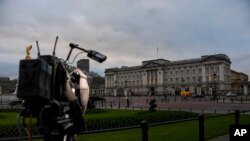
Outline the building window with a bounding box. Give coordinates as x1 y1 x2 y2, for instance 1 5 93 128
175 71 178 76
181 70 184 76
206 76 209 82
199 69 202 75
205 67 209 74
193 69 196 76
170 71 173 77
165 78 168 83
170 78 173 83
176 78 179 83
210 66 214 73
187 70 190 76
216 66 219 73
192 76 196 83
181 77 185 83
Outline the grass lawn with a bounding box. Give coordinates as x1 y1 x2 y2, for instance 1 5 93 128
84 109 139 120
0 109 137 126
79 114 250 141
0 111 20 126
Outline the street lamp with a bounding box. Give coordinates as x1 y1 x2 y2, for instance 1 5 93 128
0 86 2 104
113 80 121 108
213 72 217 100
124 80 128 96
197 78 202 95
113 80 118 96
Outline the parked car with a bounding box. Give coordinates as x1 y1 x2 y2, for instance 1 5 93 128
181 91 190 97
89 96 105 101
192 94 204 98
226 92 238 97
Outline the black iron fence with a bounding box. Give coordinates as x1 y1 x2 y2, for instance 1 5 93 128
91 95 250 114
98 95 250 105
0 110 249 141
137 110 247 141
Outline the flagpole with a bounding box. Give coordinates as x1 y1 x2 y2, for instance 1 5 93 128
157 47 159 59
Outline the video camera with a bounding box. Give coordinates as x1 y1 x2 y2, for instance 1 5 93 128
17 37 107 141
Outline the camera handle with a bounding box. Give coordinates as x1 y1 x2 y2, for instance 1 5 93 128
66 43 88 62
66 43 107 63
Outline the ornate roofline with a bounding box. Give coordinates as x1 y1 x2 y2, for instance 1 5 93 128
105 54 231 73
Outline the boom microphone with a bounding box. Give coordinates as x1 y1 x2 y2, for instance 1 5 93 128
67 43 107 63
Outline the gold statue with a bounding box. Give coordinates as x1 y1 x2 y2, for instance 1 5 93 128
25 45 32 60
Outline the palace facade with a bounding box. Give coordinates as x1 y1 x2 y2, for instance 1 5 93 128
105 54 248 96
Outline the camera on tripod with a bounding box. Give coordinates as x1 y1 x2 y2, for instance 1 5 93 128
16 37 107 141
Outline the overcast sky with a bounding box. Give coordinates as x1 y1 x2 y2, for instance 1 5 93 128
1 0 250 78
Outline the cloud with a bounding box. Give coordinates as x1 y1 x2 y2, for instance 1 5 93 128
1 0 250 78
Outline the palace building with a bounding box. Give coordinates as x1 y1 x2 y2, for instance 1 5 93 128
105 54 248 96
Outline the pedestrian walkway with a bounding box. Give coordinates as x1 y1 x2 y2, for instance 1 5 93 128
208 134 229 141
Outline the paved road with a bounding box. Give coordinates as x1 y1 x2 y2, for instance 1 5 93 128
2 94 249 111
208 134 229 141
97 96 250 114
2 95 249 114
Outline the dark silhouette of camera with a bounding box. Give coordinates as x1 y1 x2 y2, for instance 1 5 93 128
17 37 106 141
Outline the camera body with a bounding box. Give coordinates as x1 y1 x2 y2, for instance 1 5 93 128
17 55 85 139
16 41 106 140
18 57 52 101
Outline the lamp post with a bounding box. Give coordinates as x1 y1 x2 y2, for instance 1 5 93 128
0 86 2 104
213 72 217 101
197 78 202 95
114 80 118 96
124 80 128 96
113 80 120 108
